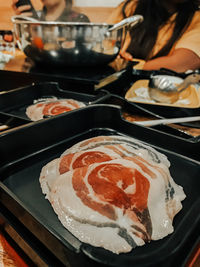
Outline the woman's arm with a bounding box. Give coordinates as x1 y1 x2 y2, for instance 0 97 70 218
143 48 200 72
120 48 200 72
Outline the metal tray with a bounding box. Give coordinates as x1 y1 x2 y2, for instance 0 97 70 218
0 82 108 121
0 104 199 267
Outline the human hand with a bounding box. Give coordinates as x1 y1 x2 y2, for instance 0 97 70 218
12 0 33 17
119 50 133 61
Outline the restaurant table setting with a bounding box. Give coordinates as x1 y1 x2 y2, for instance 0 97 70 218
11 14 143 67
0 102 199 267
0 19 200 266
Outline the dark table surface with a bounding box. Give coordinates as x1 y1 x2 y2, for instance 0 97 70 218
0 51 200 267
1 50 135 92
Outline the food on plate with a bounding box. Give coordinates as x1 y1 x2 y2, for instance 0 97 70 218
39 135 186 254
125 78 200 108
26 98 86 121
148 86 180 104
149 73 200 104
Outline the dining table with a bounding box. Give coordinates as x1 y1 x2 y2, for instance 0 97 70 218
0 48 199 267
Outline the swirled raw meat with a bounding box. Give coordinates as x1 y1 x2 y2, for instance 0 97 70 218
26 98 85 121
39 135 186 254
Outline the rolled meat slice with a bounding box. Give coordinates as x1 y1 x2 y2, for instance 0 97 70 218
61 135 170 166
49 157 185 253
40 145 124 199
26 98 86 121
40 134 167 199
39 135 186 254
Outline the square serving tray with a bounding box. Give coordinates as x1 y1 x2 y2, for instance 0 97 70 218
0 104 199 267
102 68 200 129
97 94 200 144
0 82 108 121
0 113 29 135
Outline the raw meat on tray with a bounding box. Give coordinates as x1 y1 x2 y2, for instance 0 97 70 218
39 135 186 254
26 98 86 121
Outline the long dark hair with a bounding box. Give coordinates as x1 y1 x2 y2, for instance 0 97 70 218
122 0 200 60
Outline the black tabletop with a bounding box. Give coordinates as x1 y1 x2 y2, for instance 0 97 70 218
1 54 136 94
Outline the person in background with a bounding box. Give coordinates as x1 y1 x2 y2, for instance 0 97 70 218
107 0 200 72
12 0 90 22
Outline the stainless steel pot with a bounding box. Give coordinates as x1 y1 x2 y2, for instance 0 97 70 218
11 15 143 67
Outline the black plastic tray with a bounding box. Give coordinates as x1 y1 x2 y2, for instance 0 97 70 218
0 113 29 134
129 70 200 129
0 82 108 121
134 102 200 129
1 60 134 92
106 68 200 129
98 94 200 143
0 104 199 267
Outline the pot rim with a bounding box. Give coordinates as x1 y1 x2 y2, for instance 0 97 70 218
11 16 113 27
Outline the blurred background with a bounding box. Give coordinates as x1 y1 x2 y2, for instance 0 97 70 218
0 0 124 30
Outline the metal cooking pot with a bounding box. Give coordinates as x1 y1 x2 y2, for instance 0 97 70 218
11 15 143 67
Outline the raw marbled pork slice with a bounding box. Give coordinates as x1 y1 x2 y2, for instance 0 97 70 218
40 135 180 208
40 134 168 200
49 157 185 254
60 135 178 213
40 146 123 199
26 98 85 121
59 134 174 199
39 135 186 253
61 135 170 167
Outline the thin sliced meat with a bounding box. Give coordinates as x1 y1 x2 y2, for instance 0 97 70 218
40 135 186 254
40 146 122 199
26 98 85 121
61 135 170 166
59 146 124 174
